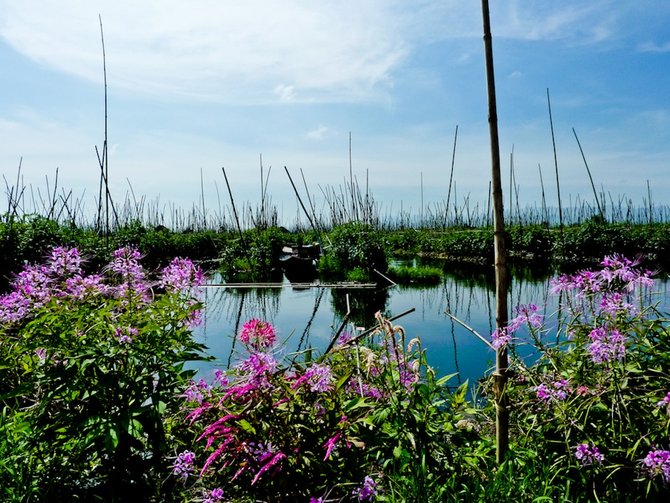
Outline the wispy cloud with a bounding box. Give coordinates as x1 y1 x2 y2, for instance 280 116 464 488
638 41 670 53
0 1 646 107
0 0 411 104
494 1 618 43
306 125 328 140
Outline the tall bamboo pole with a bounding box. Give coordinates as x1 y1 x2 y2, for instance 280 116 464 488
481 0 509 464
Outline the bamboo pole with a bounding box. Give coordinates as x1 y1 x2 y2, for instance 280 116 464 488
446 125 459 228
572 128 604 222
547 89 564 232
481 0 510 464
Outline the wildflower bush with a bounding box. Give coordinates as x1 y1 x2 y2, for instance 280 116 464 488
0 246 207 501
494 255 670 501
170 313 485 502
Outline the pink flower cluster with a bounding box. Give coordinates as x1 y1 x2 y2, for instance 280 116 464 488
239 319 277 349
550 254 654 297
0 246 204 328
490 303 544 350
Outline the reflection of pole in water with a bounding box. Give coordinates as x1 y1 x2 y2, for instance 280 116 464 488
486 283 494 340
296 288 325 353
444 280 462 385
227 289 247 369
466 285 474 321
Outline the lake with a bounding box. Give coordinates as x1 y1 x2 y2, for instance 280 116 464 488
191 261 669 389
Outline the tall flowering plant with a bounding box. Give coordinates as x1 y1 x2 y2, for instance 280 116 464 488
0 247 207 501
497 255 670 499
171 311 479 502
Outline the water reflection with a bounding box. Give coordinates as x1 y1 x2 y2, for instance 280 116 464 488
192 263 669 389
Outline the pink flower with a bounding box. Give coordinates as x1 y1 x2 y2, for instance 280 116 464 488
251 452 286 485
323 432 342 461
239 319 277 349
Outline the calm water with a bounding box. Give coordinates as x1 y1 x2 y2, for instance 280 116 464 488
191 261 669 388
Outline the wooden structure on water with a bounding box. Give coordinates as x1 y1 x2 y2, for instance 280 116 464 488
204 281 378 289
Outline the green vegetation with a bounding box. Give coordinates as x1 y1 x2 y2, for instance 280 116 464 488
0 247 207 500
387 264 443 285
3 215 670 289
2 247 670 501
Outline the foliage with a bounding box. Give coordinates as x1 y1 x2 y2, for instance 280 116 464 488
488 255 670 501
320 223 388 281
387 265 443 285
218 227 290 282
170 313 485 502
0 246 208 501
417 229 494 263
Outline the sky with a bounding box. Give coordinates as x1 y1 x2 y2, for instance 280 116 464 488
0 1 669 226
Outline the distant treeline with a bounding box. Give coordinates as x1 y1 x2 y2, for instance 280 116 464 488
2 214 670 290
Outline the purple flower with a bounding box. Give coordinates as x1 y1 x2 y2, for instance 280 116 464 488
293 363 334 393
641 449 670 483
114 326 138 345
237 352 278 379
160 257 204 293
350 381 385 400
599 292 635 317
110 247 149 300
574 443 604 465
183 379 212 404
35 347 47 362
203 487 225 503
587 327 626 364
64 274 108 299
247 441 277 463
214 369 229 387
491 327 512 350
239 319 277 349
353 475 379 502
657 392 670 408
47 246 82 277
535 378 572 403
172 450 196 480
337 331 353 345
251 451 286 485
508 303 544 332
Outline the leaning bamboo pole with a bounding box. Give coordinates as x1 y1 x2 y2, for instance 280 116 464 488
481 0 509 464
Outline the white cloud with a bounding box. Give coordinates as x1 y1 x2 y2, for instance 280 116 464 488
306 125 328 140
0 1 644 107
0 0 412 104
274 85 296 103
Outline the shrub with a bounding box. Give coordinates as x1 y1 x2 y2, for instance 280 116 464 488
170 313 485 502
489 254 670 501
321 223 388 281
0 246 208 501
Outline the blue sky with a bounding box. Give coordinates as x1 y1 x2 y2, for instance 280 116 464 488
1 1 669 225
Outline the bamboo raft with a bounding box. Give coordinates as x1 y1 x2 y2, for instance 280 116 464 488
204 281 378 289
